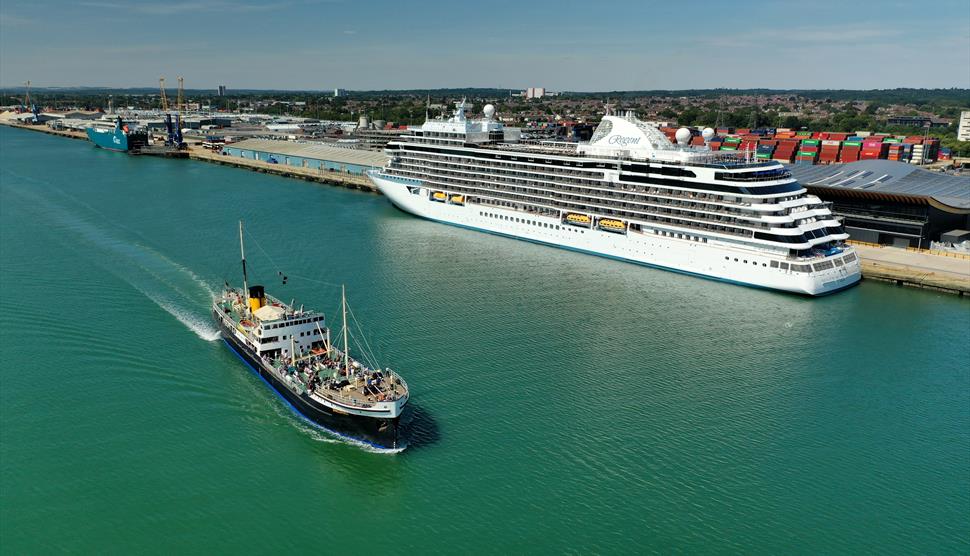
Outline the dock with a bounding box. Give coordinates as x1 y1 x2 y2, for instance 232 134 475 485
850 243 970 296
3 119 969 295
0 120 376 192
186 146 377 192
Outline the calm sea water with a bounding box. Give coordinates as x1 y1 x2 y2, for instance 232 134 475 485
1 126 968 553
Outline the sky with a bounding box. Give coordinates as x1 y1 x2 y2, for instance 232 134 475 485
1 0 968 91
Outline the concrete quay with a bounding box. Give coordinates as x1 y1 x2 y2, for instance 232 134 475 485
0 120 376 192
852 244 970 296
186 146 377 192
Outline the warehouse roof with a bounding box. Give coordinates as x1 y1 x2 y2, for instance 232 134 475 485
788 159 970 211
228 139 388 168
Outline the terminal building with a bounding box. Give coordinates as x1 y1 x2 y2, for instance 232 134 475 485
221 139 388 176
789 159 970 248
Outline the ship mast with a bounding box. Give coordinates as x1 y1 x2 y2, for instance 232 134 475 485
342 285 351 385
238 220 249 310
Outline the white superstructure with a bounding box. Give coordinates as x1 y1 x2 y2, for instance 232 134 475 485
368 101 861 295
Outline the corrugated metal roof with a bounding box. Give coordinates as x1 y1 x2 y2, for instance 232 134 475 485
228 139 388 168
788 160 970 209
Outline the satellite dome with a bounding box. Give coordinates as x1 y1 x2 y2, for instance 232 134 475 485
675 127 692 145
702 127 715 141
483 104 496 119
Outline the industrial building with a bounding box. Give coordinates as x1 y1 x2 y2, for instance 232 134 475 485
789 159 970 248
221 139 388 175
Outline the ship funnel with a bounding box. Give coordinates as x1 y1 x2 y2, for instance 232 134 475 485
248 285 266 313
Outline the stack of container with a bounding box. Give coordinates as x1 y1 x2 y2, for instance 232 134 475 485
911 142 926 165
839 140 862 162
924 138 940 161
819 140 841 164
740 138 759 152
860 138 887 160
796 138 820 164
720 137 741 151
773 139 799 162
887 143 910 162
756 140 775 160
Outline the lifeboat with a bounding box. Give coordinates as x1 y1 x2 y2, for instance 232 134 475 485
431 191 447 202
564 213 592 227
449 194 465 205
598 218 627 233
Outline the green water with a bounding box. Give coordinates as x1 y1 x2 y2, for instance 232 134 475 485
1 126 968 553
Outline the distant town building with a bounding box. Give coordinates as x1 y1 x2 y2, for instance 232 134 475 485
217 85 227 96
526 87 546 99
958 110 970 142
886 115 949 128
334 88 346 97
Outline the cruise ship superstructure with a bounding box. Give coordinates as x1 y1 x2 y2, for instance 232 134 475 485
368 101 861 295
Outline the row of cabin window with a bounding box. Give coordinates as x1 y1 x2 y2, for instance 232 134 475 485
478 211 587 234
396 168 762 237
655 230 708 243
260 330 319 344
725 256 813 273
264 315 323 330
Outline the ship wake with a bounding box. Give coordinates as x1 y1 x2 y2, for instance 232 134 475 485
3 175 222 342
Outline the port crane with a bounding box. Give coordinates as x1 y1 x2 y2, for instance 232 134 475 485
176 76 185 116
159 77 169 111
157 75 184 149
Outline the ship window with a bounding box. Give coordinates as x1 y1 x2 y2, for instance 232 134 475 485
780 263 789 270
770 261 779 268
734 258 738 262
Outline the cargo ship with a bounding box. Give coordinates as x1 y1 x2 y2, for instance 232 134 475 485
213 221 409 449
86 115 187 157
86 117 148 152
369 101 861 296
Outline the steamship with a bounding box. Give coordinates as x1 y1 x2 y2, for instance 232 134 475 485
368 101 861 295
213 222 409 449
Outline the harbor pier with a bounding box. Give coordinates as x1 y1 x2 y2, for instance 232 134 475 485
2 120 968 295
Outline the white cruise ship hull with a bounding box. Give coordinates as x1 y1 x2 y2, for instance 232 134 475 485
370 174 861 296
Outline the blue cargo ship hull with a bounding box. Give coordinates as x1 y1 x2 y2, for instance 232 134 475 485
86 126 129 152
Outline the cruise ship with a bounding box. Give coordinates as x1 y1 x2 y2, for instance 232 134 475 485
368 101 861 295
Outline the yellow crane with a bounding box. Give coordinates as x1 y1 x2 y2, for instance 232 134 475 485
159 77 168 111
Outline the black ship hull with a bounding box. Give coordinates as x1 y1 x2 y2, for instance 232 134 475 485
214 311 401 449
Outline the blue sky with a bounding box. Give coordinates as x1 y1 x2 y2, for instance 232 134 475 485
1 0 968 90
